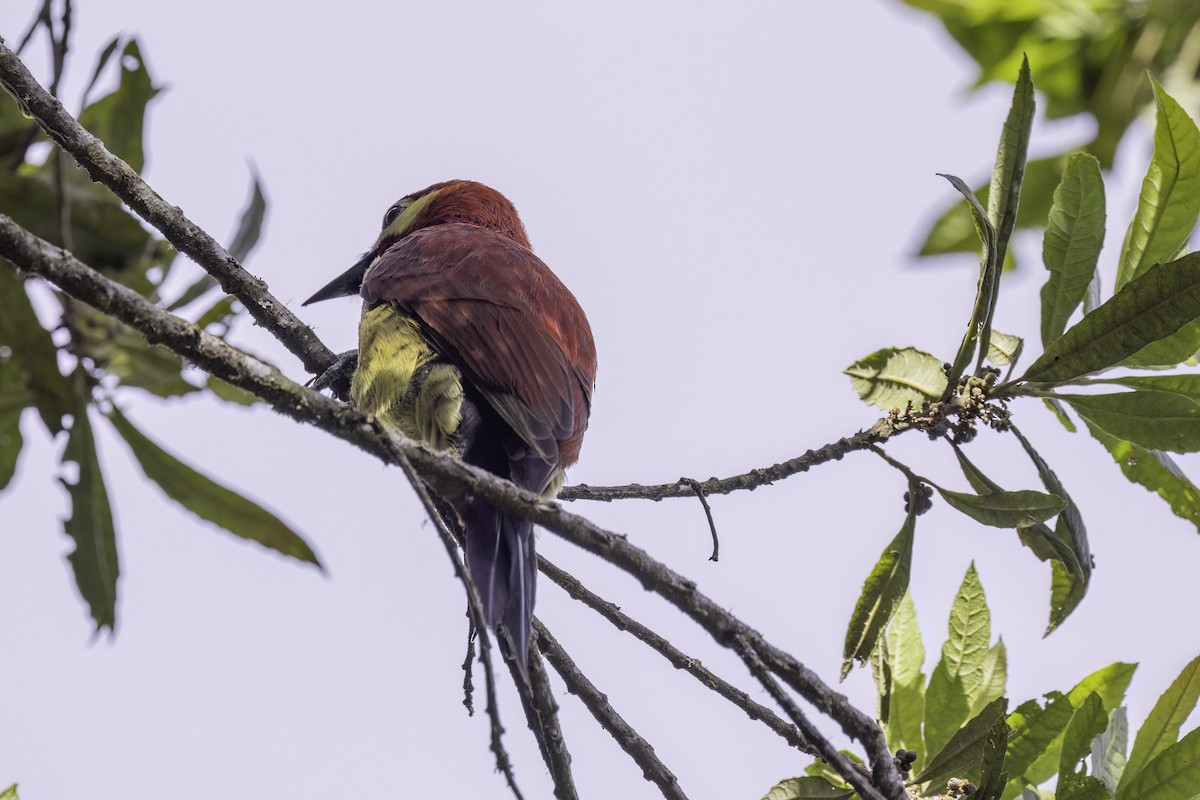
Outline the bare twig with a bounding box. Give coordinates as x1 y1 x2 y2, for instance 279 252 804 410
682 478 720 561
539 556 815 756
0 40 338 376
461 617 476 716
535 620 687 800
505 636 579 800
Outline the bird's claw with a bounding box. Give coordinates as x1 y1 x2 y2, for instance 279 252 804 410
309 349 358 400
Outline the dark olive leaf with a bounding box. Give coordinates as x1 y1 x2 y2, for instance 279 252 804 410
165 273 218 312
106 407 322 568
937 487 1066 528
1041 153 1106 348
77 39 159 174
978 56 1033 371
1083 419 1200 532
761 776 853 800
1017 253 1200 386
1090 707 1128 793
0 262 73 434
1124 656 1200 789
914 697 1008 789
1058 693 1109 786
1003 692 1075 795
951 443 1004 495
976 713 1008 800
108 339 200 399
1117 725 1200 800
0 355 28 491
841 493 916 680
1061 391 1200 454
0 82 38 163
61 386 119 630
1047 555 1087 636
227 166 267 263
940 173 999 389
194 296 237 330
1044 398 1078 432
1116 79 1200 290
77 35 122 111
844 347 947 410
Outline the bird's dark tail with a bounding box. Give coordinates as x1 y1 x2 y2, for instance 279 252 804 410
464 498 537 678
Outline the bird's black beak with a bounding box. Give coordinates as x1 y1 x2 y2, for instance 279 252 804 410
302 252 375 306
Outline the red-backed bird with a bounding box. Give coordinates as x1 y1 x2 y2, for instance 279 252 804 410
304 180 596 675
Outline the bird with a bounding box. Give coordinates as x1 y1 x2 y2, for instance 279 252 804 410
303 180 596 676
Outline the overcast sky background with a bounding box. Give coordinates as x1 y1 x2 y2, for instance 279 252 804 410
2 2 1199 798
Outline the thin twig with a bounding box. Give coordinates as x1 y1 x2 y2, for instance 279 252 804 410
462 616 476 716
682 478 720 561
535 620 688 800
504 630 579 800
0 41 339 376
390 452 524 800
0 215 907 799
539 556 815 756
733 634 886 800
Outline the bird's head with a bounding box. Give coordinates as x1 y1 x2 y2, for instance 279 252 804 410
303 180 530 305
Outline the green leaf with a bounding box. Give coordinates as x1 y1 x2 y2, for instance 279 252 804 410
1047 558 1087 637
1003 692 1076 796
1041 153 1106 348
1116 726 1200 800
885 592 926 758
1060 391 1200 453
1092 374 1200 402
165 273 218 312
1116 79 1200 290
761 777 853 800
0 354 29 491
106 408 321 567
919 156 1070 268
925 563 991 759
972 639 1007 717
1124 655 1200 788
937 486 1067 528
987 330 1024 368
941 172 1000 388
227 167 267 263
77 39 159 174
206 376 259 406
953 443 1004 495
914 697 1008 789
1083 420 1200 532
1091 707 1128 793
844 347 948 410
841 497 916 680
61 390 119 630
1044 398 1078 432
872 632 892 726
0 784 17 800
1058 693 1108 784
978 713 1009 800
980 55 1034 370
78 36 122 109
0 263 73 434
1017 253 1200 386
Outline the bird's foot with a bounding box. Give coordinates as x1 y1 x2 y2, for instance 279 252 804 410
309 349 358 401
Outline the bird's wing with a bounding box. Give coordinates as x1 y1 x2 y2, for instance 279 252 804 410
361 223 595 471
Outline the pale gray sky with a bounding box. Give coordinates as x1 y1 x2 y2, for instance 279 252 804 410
1 2 1198 798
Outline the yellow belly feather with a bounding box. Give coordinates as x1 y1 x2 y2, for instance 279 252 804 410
352 304 464 450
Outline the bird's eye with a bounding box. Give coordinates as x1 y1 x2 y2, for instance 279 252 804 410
382 204 406 229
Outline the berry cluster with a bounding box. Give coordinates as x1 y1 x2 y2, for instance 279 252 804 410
945 777 978 796
892 748 918 776
903 483 934 515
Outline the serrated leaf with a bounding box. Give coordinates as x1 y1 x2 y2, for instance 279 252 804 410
972 640 1007 717
77 39 159 174
938 487 1067 528
885 592 926 758
941 172 1000 388
1041 153 1106 348
924 564 991 759
61 391 119 630
1018 253 1200 385
0 263 72 434
106 408 321 567
1083 420 1200 532
1116 79 1200 290
227 167 267 263
844 347 948 410
762 776 854 800
1058 693 1108 785
1117 726 1200 800
1061 391 1200 453
1091 707 1128 794
1003 692 1076 796
988 330 1024 367
914 697 1008 788
1124 655 1200 788
841 499 916 680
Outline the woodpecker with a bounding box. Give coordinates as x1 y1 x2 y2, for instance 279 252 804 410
304 180 596 675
